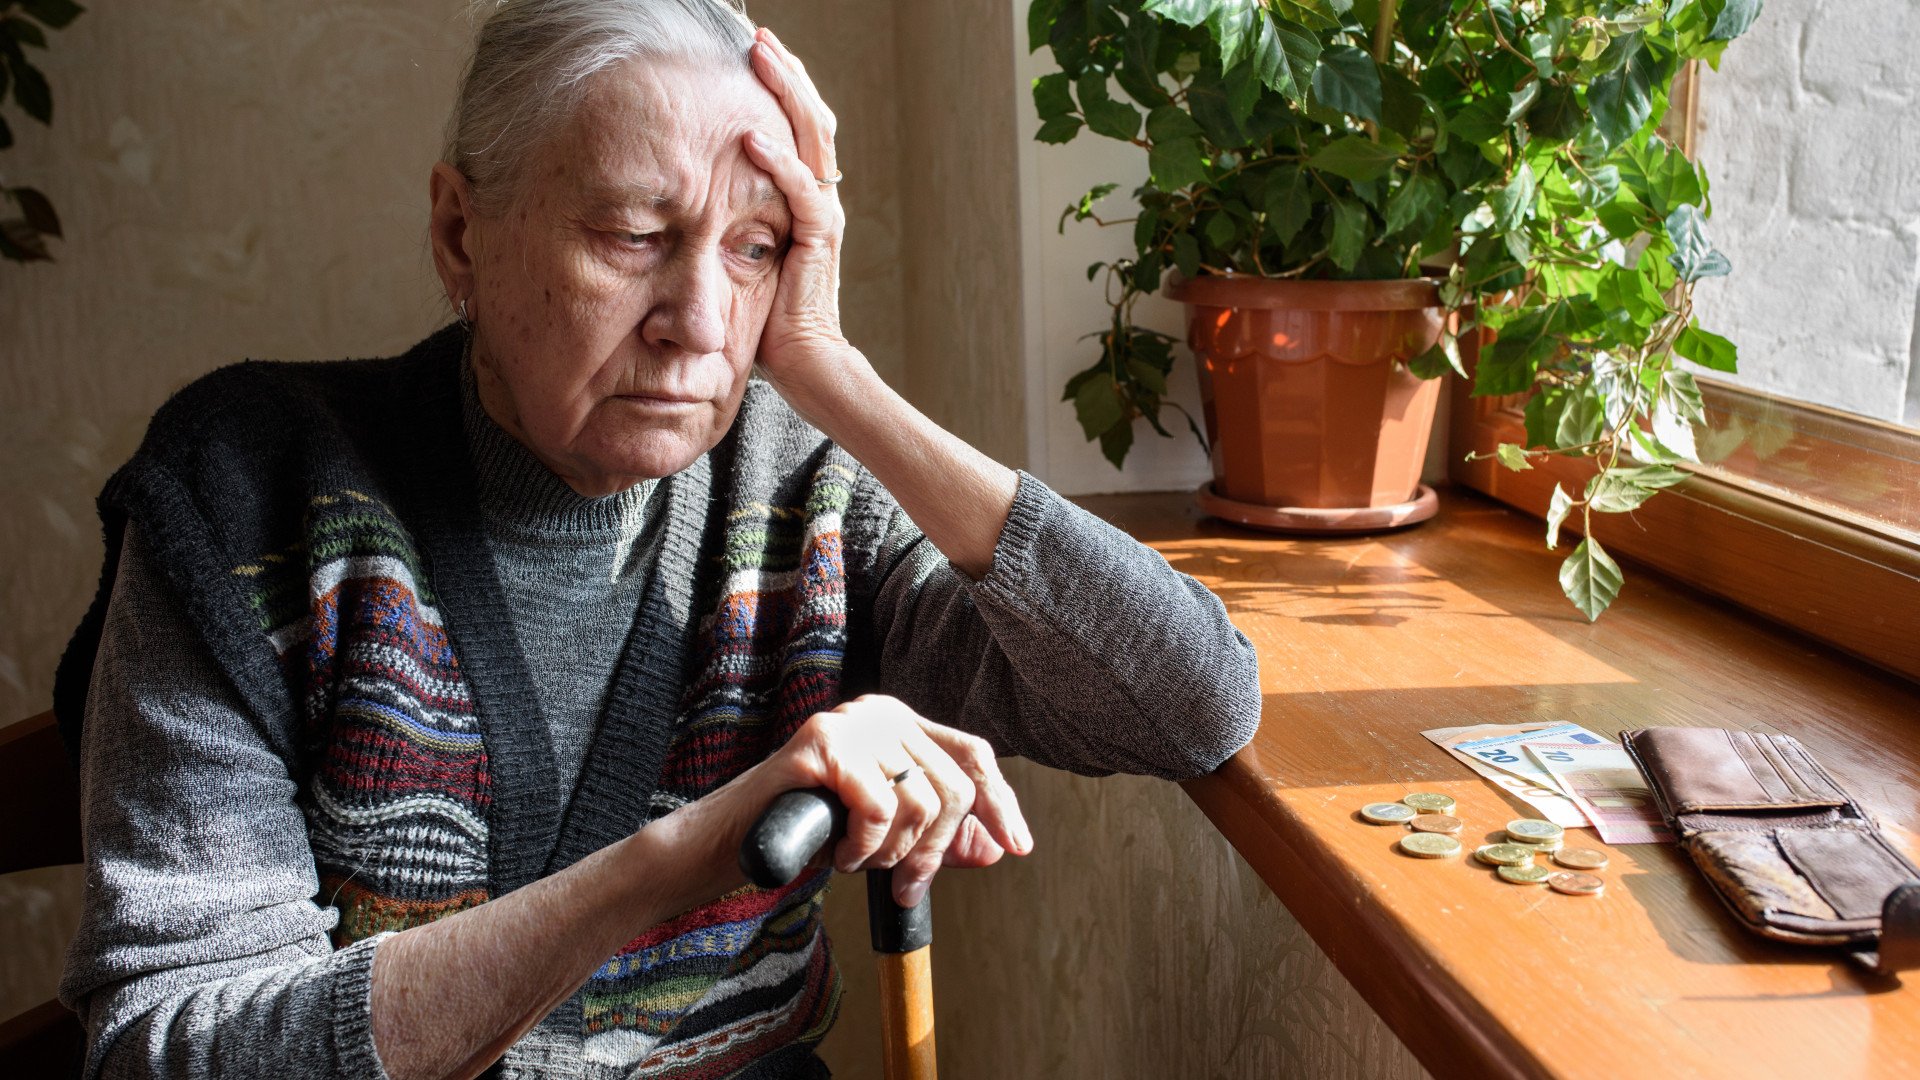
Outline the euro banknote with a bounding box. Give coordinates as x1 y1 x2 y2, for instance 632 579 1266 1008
1421 723 1591 828
1523 732 1675 845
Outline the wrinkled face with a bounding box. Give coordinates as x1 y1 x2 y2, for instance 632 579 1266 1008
463 57 792 495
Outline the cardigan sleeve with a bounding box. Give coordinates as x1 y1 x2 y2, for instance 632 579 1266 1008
58 527 392 1080
852 470 1261 781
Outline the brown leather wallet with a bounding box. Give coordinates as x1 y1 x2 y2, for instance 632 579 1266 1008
1621 726 1920 976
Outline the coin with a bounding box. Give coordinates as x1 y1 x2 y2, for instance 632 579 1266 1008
1509 834 1562 853
1399 833 1462 859
1361 802 1419 825
1403 792 1456 814
1549 871 1606 897
1505 819 1564 844
1409 814 1464 835
1553 848 1610 872
1474 843 1539 867
1497 863 1552 885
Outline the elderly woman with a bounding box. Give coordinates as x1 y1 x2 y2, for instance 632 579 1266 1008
55 2 1258 1078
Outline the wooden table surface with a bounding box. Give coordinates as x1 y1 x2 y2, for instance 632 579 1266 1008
1081 487 1920 1080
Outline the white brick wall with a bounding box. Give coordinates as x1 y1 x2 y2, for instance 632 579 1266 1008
1693 0 1920 424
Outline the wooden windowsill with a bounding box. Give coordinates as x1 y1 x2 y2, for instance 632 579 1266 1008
1080 487 1920 1080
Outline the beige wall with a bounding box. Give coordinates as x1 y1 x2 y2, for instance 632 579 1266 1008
1 3 1418 1076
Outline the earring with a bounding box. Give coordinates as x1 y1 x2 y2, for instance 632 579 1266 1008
456 298 471 328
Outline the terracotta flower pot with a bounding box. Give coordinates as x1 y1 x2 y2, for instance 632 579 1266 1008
1166 275 1445 531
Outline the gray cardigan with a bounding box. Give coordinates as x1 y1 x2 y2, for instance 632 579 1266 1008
61 357 1260 1079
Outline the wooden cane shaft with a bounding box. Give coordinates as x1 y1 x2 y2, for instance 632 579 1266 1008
875 945 937 1080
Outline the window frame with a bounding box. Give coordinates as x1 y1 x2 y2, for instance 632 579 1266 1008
1447 368 1920 684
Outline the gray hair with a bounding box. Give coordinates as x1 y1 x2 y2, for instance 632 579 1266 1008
446 0 757 215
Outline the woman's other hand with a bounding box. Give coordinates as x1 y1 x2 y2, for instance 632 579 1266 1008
741 27 858 419
718 695 1035 907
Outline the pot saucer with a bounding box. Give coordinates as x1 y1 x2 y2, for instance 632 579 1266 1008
1194 482 1439 535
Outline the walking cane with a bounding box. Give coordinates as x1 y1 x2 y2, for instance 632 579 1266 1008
741 789 937 1080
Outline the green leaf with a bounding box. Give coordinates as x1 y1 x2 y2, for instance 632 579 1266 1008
1491 163 1537 231
1078 72 1143 140
20 1 84 30
1074 371 1125 439
1662 369 1707 424
1204 209 1238 249
1100 416 1135 468
1149 136 1209 191
1208 0 1262 70
1554 385 1604 449
1036 115 1084 143
1146 103 1205 141
1505 80 1539 125
1027 0 1064 53
1128 357 1169 394
1650 393 1700 462
1059 181 1120 232
1384 173 1443 237
1327 197 1368 271
1251 15 1322 99
1308 133 1403 182
1407 336 1466 379
1264 165 1314 243
1588 45 1656 150
1309 45 1381 123
1569 164 1620 207
1546 484 1574 550
1495 443 1534 472
1708 0 1763 42
1118 14 1169 106
1560 537 1624 621
1378 65 1425 139
1527 83 1584 142
1585 466 1686 513
1172 231 1201 277
6 52 51 124
1142 0 1222 28
1666 204 1733 281
1033 72 1076 118
1675 322 1738 372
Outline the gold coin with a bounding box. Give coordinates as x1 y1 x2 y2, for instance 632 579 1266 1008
1403 792 1456 814
1361 802 1418 825
1409 814 1464 835
1474 843 1538 867
1505 819 1564 844
1549 871 1606 897
1553 848 1610 872
1399 833 1462 859
1508 834 1562 853
1497 863 1552 885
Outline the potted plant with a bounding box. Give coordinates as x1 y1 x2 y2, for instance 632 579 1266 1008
1030 0 1757 619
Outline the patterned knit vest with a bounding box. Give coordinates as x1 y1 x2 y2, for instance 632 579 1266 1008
56 328 882 1078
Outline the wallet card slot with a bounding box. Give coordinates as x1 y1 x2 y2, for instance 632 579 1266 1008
1632 727 1848 813
1777 828 1920 922
1690 831 1839 926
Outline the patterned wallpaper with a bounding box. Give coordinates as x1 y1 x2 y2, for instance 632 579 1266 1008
1 4 1424 1078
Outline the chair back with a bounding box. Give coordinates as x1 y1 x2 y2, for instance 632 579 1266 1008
0 709 86 1076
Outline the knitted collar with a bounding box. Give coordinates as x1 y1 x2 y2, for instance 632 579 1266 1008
458 341 656 540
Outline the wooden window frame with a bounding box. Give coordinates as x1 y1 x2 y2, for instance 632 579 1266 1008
1448 369 1920 684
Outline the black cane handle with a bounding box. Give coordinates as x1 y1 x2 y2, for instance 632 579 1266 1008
739 787 845 888
738 787 933 954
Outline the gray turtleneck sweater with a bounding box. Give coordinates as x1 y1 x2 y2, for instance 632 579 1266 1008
462 371 663 800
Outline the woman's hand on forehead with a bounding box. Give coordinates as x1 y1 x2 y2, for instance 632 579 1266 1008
740 26 857 419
